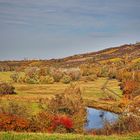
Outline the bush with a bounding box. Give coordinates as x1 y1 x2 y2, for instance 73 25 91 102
24 67 39 84
25 76 39 84
38 67 48 77
99 66 109 77
135 71 140 82
93 97 140 135
0 101 31 119
17 76 25 83
25 67 39 78
10 73 19 82
51 70 63 82
0 113 30 132
0 82 15 95
47 85 86 133
0 101 31 132
46 76 54 84
67 70 81 81
80 64 91 76
108 68 117 79
116 70 132 82
103 115 140 135
121 80 139 99
33 112 73 133
40 76 54 84
61 75 71 84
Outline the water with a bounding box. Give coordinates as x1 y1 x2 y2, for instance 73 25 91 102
85 107 118 130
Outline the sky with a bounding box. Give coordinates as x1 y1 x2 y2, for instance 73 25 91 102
0 0 140 60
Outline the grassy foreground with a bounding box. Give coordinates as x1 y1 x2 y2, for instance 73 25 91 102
0 132 140 140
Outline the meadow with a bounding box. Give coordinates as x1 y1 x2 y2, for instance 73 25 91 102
0 132 140 140
0 72 122 113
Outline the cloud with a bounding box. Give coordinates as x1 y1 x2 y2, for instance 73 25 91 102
0 0 140 60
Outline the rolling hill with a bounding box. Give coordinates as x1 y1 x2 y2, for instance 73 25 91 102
0 42 140 70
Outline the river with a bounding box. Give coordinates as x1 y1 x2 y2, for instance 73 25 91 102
85 107 118 130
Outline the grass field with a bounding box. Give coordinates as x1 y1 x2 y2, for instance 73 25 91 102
0 132 140 140
0 72 13 82
0 72 123 113
0 72 122 100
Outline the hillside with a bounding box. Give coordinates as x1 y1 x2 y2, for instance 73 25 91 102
60 43 140 67
0 42 140 70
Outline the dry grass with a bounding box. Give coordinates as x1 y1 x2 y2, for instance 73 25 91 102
0 72 13 82
0 72 122 113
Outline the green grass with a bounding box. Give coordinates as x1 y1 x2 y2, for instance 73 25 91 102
0 132 140 140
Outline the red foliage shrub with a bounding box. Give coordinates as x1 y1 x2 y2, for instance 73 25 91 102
52 115 73 129
0 113 29 131
34 112 73 133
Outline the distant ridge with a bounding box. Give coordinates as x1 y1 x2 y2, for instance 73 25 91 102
0 42 140 69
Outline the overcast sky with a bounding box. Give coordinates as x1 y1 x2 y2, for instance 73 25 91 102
0 0 140 60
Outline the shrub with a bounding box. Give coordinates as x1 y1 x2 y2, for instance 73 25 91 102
40 76 54 84
23 67 39 84
108 68 117 79
45 76 54 84
25 76 39 84
51 70 63 82
61 75 71 84
103 115 140 135
67 70 81 81
116 70 133 82
80 64 91 76
10 73 19 82
17 76 24 83
38 67 48 77
0 82 15 95
121 80 139 99
99 66 109 77
0 101 31 119
24 67 39 82
31 111 54 132
0 101 32 132
47 85 86 133
0 113 30 132
30 112 73 133
122 72 132 82
52 115 73 133
135 71 140 82
118 97 130 108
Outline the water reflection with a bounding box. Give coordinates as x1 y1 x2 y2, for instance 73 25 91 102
85 107 118 130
